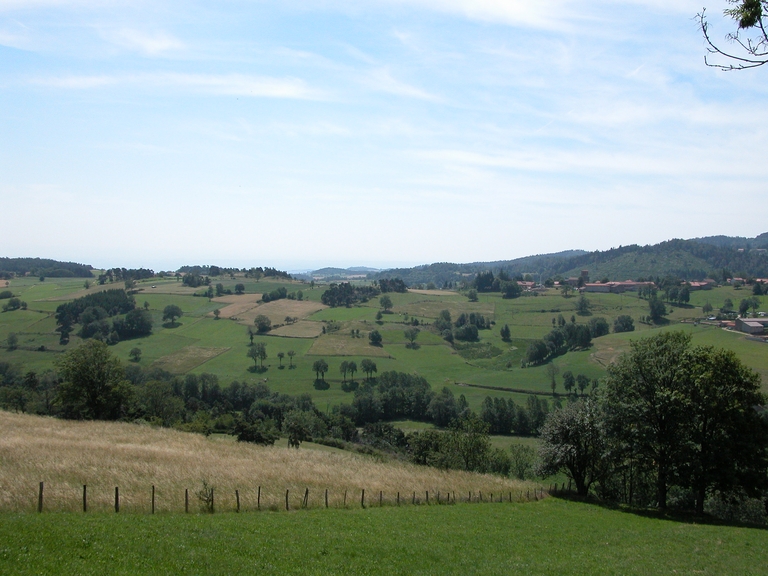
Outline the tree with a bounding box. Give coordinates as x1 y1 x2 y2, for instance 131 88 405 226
722 298 734 313
677 345 768 514
369 330 383 346
647 296 667 323
213 308 220 320
235 283 245 295
347 360 357 381
55 340 132 420
277 351 285 367
500 281 522 299
215 283 225 297
545 362 560 395
129 347 142 362
312 359 329 382
379 295 393 312
162 304 183 325
562 370 575 394
576 293 591 315
247 342 267 369
6 332 18 351
739 298 751 317
603 332 696 510
702 301 714 315
500 324 511 341
404 327 420 348
287 350 296 368
466 289 478 302
576 374 590 396
340 360 350 382
537 399 607 496
254 314 272 334
699 1 768 70
361 358 377 381
246 326 256 345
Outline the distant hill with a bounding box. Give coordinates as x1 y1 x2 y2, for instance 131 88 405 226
311 267 380 279
0 257 93 279
370 234 768 286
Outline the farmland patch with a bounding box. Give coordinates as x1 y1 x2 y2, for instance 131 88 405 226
152 346 230 373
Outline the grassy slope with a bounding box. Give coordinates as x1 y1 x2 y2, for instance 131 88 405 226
1 277 766 411
1 499 767 575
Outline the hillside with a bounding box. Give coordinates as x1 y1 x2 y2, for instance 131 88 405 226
0 411 529 513
372 234 768 285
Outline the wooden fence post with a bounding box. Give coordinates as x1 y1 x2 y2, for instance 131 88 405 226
361 489 365 509
412 491 415 505
285 490 289 511
437 492 440 505
426 491 429 505
479 491 482 503
397 492 400 506
257 486 261 511
303 488 309 509
325 489 328 508
83 485 87 513
343 490 347 507
185 489 189 513
115 487 119 513
37 482 43 513
236 490 240 513
211 488 214 513
379 491 382 507
152 485 155 514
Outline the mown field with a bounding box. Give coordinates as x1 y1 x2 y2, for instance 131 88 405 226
1 275 766 417
2 498 767 575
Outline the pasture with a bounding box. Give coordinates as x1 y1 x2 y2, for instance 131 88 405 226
1 498 767 575
0 275 766 414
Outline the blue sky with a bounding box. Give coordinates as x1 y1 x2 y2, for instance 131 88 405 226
1 1 765 271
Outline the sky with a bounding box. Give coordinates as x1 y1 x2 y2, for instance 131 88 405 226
1 0 766 272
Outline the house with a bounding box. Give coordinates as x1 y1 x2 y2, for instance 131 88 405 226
735 317 768 335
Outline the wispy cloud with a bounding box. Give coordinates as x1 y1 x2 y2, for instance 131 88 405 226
363 67 439 100
103 28 184 56
30 72 325 99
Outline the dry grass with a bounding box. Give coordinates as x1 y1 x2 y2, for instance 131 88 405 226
152 346 230 373
0 411 533 513
269 321 324 338
232 300 326 325
308 335 393 357
400 299 495 321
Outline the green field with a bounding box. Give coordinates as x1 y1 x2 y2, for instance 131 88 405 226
1 276 766 412
1 498 766 575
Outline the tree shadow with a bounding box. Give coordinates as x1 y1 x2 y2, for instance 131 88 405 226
313 379 330 390
248 366 269 374
405 342 421 350
550 492 768 531
341 381 359 393
162 322 181 329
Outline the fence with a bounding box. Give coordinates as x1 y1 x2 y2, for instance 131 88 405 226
31 481 549 514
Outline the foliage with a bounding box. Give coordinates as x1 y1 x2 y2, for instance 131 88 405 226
368 330 383 346
379 294 393 311
162 304 183 325
604 331 768 512
321 283 380 307
55 289 135 328
55 340 132 420
262 286 287 303
253 314 272 334
378 278 407 293
613 315 635 333
537 398 606 496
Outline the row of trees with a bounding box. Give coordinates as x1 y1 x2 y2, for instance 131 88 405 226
538 332 768 514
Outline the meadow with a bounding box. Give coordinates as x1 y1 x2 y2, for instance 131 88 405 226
1 274 766 417
1 498 767 575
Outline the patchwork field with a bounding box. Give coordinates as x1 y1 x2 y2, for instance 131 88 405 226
0 275 766 413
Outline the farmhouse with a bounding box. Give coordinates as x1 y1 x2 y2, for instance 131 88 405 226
582 280 656 294
735 317 768 335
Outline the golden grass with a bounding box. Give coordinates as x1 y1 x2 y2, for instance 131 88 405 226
234 300 326 326
269 321 324 338
152 346 230 373
307 335 393 357
0 411 533 513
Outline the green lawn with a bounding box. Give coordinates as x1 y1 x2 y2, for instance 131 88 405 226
1 499 766 575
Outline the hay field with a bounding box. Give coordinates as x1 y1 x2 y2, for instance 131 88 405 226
270 321 324 338
0 411 532 513
307 335 393 357
215 298 326 326
151 346 230 373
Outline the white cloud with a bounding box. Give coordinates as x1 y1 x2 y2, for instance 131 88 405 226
363 67 439 100
30 72 324 99
104 28 184 55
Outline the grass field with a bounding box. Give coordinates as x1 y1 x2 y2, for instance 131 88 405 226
1 277 766 413
1 499 767 575
0 411 530 514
